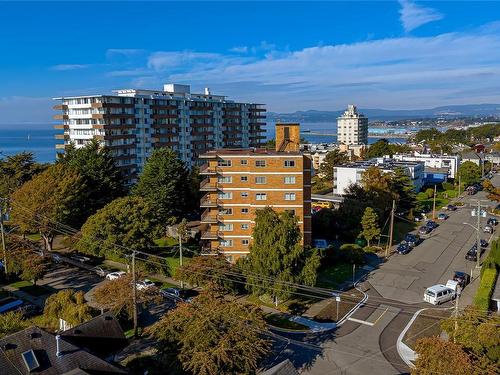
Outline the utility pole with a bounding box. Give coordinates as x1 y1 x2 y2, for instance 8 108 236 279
0 206 7 276
432 184 437 220
178 219 188 289
476 200 481 271
352 263 356 287
458 174 461 197
131 251 138 338
453 291 460 343
385 200 396 258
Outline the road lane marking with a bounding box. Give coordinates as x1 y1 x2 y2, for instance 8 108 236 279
348 307 389 326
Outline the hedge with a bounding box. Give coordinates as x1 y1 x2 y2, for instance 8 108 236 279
481 239 500 276
473 267 498 311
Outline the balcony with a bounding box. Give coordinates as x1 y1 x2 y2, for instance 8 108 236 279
200 210 218 223
201 232 219 240
200 196 218 208
199 164 217 175
53 114 69 120
200 178 217 192
53 104 68 110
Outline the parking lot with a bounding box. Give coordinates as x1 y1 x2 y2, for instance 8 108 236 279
368 173 499 304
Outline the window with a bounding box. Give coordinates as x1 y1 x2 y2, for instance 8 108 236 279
284 176 296 184
241 192 249 198
240 176 248 182
218 223 233 231
242 239 249 246
219 208 233 215
284 193 296 201
219 239 233 247
255 160 266 167
218 192 233 199
217 176 232 183
217 159 231 167
256 193 267 201
241 223 249 230
241 208 249 214
255 176 266 184
284 160 296 167
240 159 248 165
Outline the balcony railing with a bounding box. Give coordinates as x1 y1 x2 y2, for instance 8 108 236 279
200 178 217 192
200 196 218 207
199 164 217 175
200 210 218 223
200 232 219 240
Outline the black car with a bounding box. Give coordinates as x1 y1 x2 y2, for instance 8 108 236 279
16 303 42 318
465 245 484 261
453 271 470 288
447 204 457 211
426 220 438 230
487 218 498 226
419 225 432 235
480 239 488 248
405 233 421 247
397 241 412 255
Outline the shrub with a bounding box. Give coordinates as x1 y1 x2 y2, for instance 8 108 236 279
339 244 365 264
425 188 435 199
442 182 454 191
473 268 497 311
416 192 428 201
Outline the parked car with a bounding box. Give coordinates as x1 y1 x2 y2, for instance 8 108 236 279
453 271 470 288
484 225 494 234
105 271 126 280
51 253 62 264
16 303 42 318
446 204 457 211
160 287 182 300
71 254 91 264
426 220 438 230
419 225 432 235
160 288 198 303
405 233 421 247
93 266 106 277
136 279 156 291
396 241 412 255
480 239 488 248
487 217 498 226
465 245 484 261
437 213 448 220
424 284 455 305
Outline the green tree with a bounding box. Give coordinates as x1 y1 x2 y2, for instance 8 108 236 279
76 196 160 258
10 164 86 253
149 292 270 375
458 161 482 186
360 207 380 247
390 167 416 213
413 128 442 143
318 149 349 180
175 255 240 294
58 140 125 223
133 148 193 223
0 152 46 209
241 208 321 303
311 208 338 240
366 139 392 158
42 289 93 328
413 337 474 375
20 254 49 285
0 311 30 338
93 274 160 321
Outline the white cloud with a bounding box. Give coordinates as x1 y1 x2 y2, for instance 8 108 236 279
147 51 223 71
230 46 249 53
399 0 443 32
50 64 89 71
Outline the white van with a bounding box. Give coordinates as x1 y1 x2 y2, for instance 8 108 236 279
423 284 456 305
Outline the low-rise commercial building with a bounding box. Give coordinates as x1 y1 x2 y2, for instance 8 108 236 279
333 158 425 195
199 124 312 262
392 152 460 179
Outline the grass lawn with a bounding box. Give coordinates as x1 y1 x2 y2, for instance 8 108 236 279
8 280 51 296
26 233 42 241
403 308 451 349
265 313 309 330
316 263 353 289
154 237 178 247
392 220 417 244
313 288 364 322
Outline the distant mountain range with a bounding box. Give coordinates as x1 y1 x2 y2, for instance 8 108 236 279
267 104 500 122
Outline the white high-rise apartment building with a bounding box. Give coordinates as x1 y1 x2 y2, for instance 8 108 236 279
337 105 368 145
53 83 266 184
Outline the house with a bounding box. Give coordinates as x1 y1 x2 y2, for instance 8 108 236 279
0 313 128 375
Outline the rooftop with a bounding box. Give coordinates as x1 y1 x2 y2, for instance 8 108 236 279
200 148 303 158
338 157 423 170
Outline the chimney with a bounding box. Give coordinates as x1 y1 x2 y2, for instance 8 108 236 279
56 335 62 357
275 123 300 152
204 87 211 95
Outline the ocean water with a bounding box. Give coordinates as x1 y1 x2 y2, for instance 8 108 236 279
0 123 407 164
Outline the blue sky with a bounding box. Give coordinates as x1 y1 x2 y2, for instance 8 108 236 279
1 1 500 125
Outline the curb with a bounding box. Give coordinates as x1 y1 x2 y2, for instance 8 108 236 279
337 277 369 326
396 308 426 369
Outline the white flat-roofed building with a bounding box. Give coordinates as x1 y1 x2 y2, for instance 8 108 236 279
333 157 425 195
337 105 368 145
392 152 460 179
53 83 266 184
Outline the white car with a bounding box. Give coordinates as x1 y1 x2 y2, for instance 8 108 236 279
136 279 156 291
423 284 455 305
105 271 126 280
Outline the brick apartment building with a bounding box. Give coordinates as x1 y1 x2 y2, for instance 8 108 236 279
199 124 312 262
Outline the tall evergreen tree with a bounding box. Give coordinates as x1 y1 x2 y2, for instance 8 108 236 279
390 167 416 213
241 208 320 303
458 161 482 186
58 140 125 223
366 139 392 158
133 148 193 223
360 207 380 247
318 149 349 180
